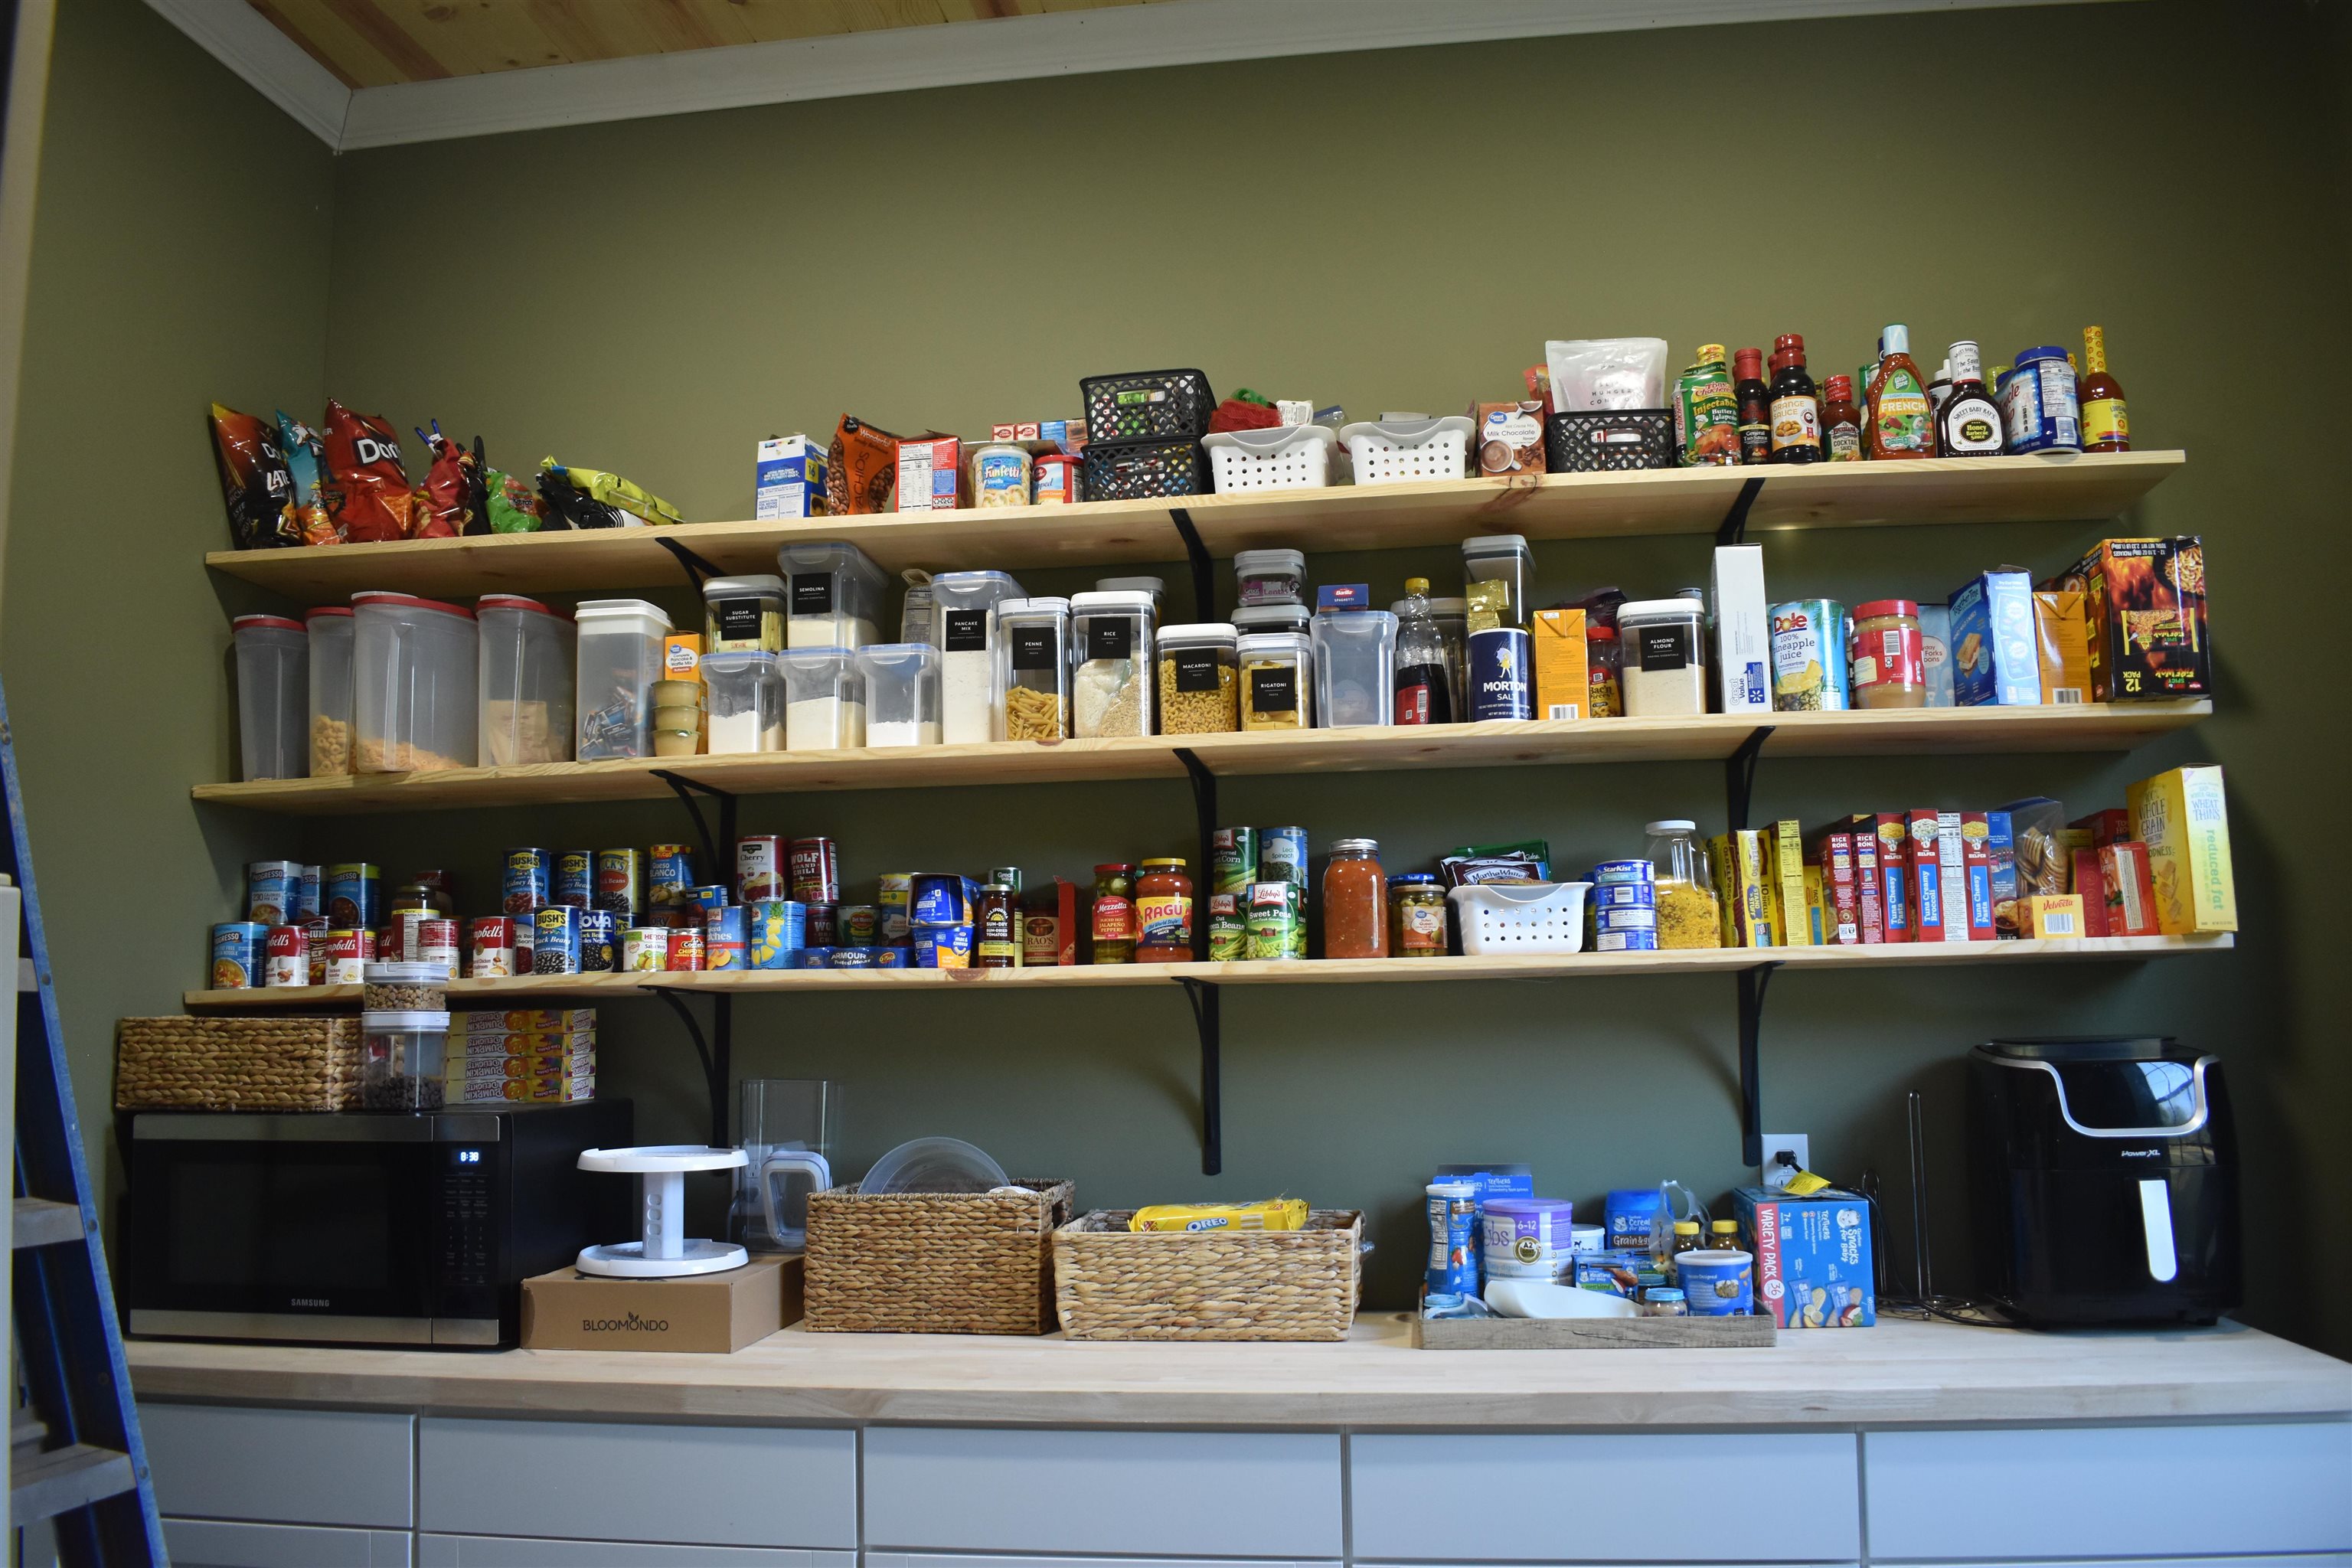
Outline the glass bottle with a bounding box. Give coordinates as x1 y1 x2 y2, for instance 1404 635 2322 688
1585 625 1622 717
1710 1217 1741 1252
1937 340 2005 458
1671 1220 1704 1273
1645 818 1722 950
1089 863 1135 964
1134 858 1195 962
1392 577 1452 726
975 882 1020 969
1321 838 1388 959
1928 359 1953 417
1766 333 1822 463
2080 325 2130 452
1821 375 1863 462
1733 347 1772 466
1865 323 1938 459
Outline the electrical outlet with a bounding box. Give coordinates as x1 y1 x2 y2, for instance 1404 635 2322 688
1761 1134 1810 1190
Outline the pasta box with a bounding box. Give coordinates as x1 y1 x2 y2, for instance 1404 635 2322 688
1733 1185 1876 1328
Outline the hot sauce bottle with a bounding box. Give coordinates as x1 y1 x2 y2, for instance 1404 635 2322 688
1766 333 1823 463
1936 340 2004 458
2080 325 2130 452
1865 323 1938 459
1822 374 1864 462
1733 347 1772 466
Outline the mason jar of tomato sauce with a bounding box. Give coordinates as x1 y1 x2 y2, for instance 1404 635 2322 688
1321 838 1388 959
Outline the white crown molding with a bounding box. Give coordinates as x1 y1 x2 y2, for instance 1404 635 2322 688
150 0 2108 154
144 0 349 145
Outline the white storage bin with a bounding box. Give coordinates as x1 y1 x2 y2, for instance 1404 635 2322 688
781 646 864 750
305 606 354 777
231 614 308 782
854 643 942 747
352 592 477 773
573 599 671 761
1448 881 1593 955
932 570 1024 744
476 595 573 767
1203 425 1343 493
1341 416 1475 484
1311 609 1396 729
778 541 887 651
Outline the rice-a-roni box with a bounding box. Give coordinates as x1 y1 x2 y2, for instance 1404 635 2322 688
1733 1184 1876 1328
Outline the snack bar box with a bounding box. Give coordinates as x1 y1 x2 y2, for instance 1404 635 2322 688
1733 1184 1876 1328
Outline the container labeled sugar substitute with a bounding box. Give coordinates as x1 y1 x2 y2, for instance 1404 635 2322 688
263 925 310 988
737 835 785 902
554 851 593 909
533 906 582 975
502 848 550 914
648 844 694 909
211 923 266 989
469 916 517 978
577 910 616 972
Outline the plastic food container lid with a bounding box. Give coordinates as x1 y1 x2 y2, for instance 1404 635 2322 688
359 1010 452 1029
573 598 672 628
998 596 1070 618
1645 819 1697 833
779 541 884 576
364 961 446 982
477 593 569 619
1070 590 1155 615
701 573 785 600
2014 345 2069 366
1854 599 1919 621
1233 548 1307 577
1616 598 1707 625
303 606 354 622
1157 623 1238 649
699 648 779 673
1461 534 1534 560
779 645 854 668
231 614 305 633
1093 577 1163 597
1233 604 1311 633
932 570 1022 591
352 590 474 620
1237 630 1311 658
854 642 940 670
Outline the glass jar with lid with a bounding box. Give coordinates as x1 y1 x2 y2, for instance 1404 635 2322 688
1616 599 1709 717
1156 624 1240 734
1388 873 1446 958
1135 858 1195 962
1322 838 1388 959
1645 818 1722 949
1089 863 1136 963
994 596 1070 741
1070 590 1155 738
701 573 786 654
1851 599 1926 709
932 570 1025 743
1239 631 1314 730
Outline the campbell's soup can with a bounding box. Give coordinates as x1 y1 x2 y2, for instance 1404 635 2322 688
578 909 617 972
470 916 516 978
666 925 706 972
533 906 583 975
416 917 460 979
554 850 593 909
706 905 747 969
593 848 643 916
263 925 310 988
648 844 694 909
503 848 550 914
789 837 839 905
324 928 372 984
805 903 839 946
737 835 786 903
210 923 266 989
622 926 671 972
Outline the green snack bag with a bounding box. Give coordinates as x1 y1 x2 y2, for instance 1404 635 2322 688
484 469 542 534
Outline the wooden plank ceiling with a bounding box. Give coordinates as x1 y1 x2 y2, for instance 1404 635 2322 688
250 0 1171 89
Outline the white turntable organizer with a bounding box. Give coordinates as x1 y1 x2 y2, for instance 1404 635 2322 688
575 1145 748 1278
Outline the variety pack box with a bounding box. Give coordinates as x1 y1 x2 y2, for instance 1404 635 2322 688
1733 1185 1876 1328
2127 764 2238 933
2046 536 2211 701
1949 567 2042 707
1530 608 1589 720
753 435 826 520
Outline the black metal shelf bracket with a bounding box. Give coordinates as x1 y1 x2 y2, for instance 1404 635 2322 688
1737 961 1782 1169
651 771 738 890
1715 475 1766 547
1171 745 1221 1174
647 773 739 1148
1723 724 1774 832
655 534 728 590
1168 507 1216 623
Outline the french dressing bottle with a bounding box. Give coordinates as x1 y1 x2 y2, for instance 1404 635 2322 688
1865 323 1938 459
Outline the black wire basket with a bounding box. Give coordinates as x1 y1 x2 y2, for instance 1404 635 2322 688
1544 409 1677 472
1080 369 1216 444
1080 437 1211 502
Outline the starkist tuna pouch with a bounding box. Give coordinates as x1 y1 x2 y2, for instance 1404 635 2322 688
208 403 293 549
275 410 337 546
324 399 414 542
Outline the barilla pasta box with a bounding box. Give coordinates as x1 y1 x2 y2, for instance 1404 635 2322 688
2127 765 2237 934
1530 608 1589 721
1949 567 2042 707
1734 1185 1876 1328
754 435 827 519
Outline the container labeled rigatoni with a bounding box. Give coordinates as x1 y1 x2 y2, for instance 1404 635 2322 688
1239 631 1312 730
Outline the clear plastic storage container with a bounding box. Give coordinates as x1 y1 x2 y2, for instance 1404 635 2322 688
702 573 786 654
1616 598 1710 717
932 570 1025 744
232 614 309 782
781 646 864 750
352 592 478 773
477 594 573 767
994 596 1070 741
1156 623 1240 734
1233 603 1312 637
1095 577 1165 619
1462 534 1537 629
573 599 672 761
1234 549 1307 607
1239 630 1314 730
700 649 783 754
359 1008 449 1110
1312 609 1398 728
778 541 887 651
855 644 942 747
1070 590 1156 738
305 606 354 777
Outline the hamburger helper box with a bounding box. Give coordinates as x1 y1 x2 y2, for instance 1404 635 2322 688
1733 1184 1876 1328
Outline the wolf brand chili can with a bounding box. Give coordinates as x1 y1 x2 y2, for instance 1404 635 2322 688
416 917 461 978
577 909 617 972
648 844 694 909
666 925 706 972
324 928 372 984
705 905 747 969
533 906 583 975
736 835 785 903
502 848 551 914
324 863 380 928
804 903 839 946
593 848 643 916
877 874 913 944
210 923 266 989
622 926 671 972
469 916 517 978
788 837 839 905
263 925 310 988
246 861 302 925
554 851 593 909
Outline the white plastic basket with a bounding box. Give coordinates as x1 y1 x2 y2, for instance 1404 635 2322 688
1447 881 1592 956
1202 426 1342 493
1339 416 1474 485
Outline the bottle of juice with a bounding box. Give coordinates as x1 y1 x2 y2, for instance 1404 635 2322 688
2080 325 2130 452
1865 323 1938 459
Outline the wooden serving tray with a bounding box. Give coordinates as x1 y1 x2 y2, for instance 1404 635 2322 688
1412 1311 1776 1349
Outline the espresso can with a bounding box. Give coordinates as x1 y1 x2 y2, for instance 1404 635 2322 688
737 835 786 903
469 916 516 978
577 909 617 972
532 906 582 974
502 848 551 914
554 850 593 910
705 905 748 969
648 844 694 909
593 848 643 916
263 925 309 988
789 837 840 906
666 926 706 972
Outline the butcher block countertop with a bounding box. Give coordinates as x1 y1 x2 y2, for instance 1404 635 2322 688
126 1313 2352 1430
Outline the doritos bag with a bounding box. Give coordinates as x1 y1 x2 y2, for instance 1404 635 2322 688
324 399 414 542
275 410 338 547
208 403 294 550
413 420 475 539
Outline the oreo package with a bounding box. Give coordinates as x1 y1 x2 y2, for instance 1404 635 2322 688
208 403 293 550
324 399 414 543
275 410 337 546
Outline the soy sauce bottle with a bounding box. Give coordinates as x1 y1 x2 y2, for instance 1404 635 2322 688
1766 333 1824 464
1733 347 1772 466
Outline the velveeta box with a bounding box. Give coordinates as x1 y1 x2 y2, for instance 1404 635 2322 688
1734 1185 1875 1328
2128 765 2237 933
1530 608 1588 721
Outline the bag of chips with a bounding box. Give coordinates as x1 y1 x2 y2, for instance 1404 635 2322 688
483 469 543 534
413 420 476 539
538 458 680 527
208 403 294 550
465 437 490 535
275 410 337 547
324 399 414 543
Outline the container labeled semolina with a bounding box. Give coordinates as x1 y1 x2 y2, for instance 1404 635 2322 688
1155 623 1240 734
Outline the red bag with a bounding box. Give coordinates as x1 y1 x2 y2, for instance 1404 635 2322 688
324 400 415 542
415 421 474 539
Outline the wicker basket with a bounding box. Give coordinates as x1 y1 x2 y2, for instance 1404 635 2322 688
116 1015 364 1111
1051 1209 1363 1341
804 1179 1073 1334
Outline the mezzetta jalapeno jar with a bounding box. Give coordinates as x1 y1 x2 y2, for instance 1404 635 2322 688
1089 862 1135 964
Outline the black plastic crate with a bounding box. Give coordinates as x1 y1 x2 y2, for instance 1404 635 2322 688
1081 437 1210 502
1080 369 1216 444
1544 409 1677 472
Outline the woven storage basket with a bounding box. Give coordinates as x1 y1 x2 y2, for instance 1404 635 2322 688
804 1179 1073 1334
116 1015 364 1111
1052 1209 1363 1341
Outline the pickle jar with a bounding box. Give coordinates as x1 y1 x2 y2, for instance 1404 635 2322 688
1089 862 1136 964
1388 873 1446 958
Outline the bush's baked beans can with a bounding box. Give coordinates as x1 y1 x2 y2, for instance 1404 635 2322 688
502 848 550 914
737 835 786 903
648 844 694 909
666 925 705 972
469 917 516 978
805 903 839 946
533 906 582 974
554 851 593 909
593 848 643 916
263 925 310 988
416 918 460 978
324 863 380 928
210 923 266 989
578 910 616 972
705 905 747 969
246 861 302 925
789 837 839 905
877 874 913 944
622 926 671 972
324 928 372 984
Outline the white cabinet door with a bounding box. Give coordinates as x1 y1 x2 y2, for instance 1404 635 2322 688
417 1417 856 1550
1351 1432 1860 1562
1864 1422 2352 1560
163 1517 412 1568
863 1428 1343 1557
142 1404 416 1528
416 1535 853 1566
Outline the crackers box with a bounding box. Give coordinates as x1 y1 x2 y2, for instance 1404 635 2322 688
2033 590 2090 706
1949 567 2042 707
1530 608 1589 721
754 435 827 519
1733 1186 1875 1328
522 1254 802 1352
2099 841 2161 937
2048 537 2210 701
2070 848 2112 937
2126 764 2238 934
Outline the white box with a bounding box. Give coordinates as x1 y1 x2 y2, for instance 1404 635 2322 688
1710 544 1771 714
754 435 826 520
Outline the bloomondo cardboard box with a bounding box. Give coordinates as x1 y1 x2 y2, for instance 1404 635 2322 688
522 1253 802 1352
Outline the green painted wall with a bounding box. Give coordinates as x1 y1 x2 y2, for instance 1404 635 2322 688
10 0 2350 1353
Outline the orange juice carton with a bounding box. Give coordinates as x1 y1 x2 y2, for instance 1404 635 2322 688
2127 764 2237 934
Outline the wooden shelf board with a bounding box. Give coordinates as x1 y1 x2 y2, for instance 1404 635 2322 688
202 451 2184 599
188 701 2212 815
181 973 651 1011
185 936 2231 1009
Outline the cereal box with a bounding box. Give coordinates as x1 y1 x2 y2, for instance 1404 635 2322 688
2047 537 2211 701
2127 764 2237 934
2033 590 2090 705
1958 811 1995 940
1530 608 1589 721
1734 1185 1875 1328
753 435 826 520
1949 567 2042 707
1934 811 1975 942
1847 816 1885 944
1867 812 1911 940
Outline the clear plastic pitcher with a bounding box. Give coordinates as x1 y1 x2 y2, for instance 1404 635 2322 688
231 614 309 781
477 595 573 766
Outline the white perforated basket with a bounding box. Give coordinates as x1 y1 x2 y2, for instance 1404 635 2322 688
1339 417 1475 485
1202 426 1342 492
1448 881 1592 956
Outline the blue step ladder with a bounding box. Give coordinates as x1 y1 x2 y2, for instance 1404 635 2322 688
3 678 164 1563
